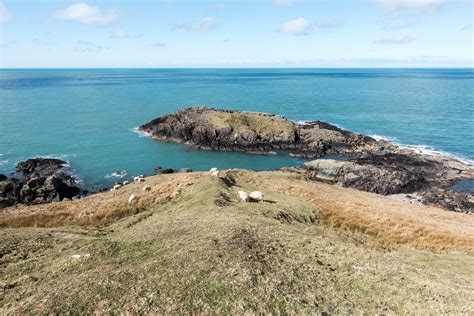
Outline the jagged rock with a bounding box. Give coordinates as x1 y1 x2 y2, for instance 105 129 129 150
303 159 427 195
16 158 66 177
0 158 81 208
139 107 381 156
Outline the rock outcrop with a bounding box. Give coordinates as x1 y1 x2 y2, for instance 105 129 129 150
0 158 82 208
139 107 385 157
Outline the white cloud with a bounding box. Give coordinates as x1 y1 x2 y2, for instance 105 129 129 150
74 40 111 52
176 17 214 32
376 0 446 15
275 0 297 7
55 2 119 26
373 34 415 44
0 2 11 23
280 17 313 35
376 0 446 10
111 30 127 39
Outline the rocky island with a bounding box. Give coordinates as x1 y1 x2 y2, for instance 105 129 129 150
140 107 473 212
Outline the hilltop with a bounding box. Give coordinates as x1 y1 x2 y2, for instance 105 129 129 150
1 169 473 314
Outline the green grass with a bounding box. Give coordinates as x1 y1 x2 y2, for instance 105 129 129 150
1 170 473 314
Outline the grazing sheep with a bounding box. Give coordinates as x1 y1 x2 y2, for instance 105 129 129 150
211 170 219 177
123 180 129 185
112 184 122 191
143 185 151 192
128 194 137 204
133 176 140 182
238 191 249 202
249 191 264 202
209 167 218 173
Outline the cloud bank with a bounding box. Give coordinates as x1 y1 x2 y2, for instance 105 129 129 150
55 2 119 26
280 17 312 35
0 2 11 23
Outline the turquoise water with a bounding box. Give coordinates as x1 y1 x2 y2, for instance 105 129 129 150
1 68 473 188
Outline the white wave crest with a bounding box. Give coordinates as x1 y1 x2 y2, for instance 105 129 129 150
130 127 150 138
400 144 474 167
368 134 473 167
368 134 399 143
104 170 128 179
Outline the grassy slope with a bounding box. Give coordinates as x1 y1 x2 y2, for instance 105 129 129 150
0 170 473 314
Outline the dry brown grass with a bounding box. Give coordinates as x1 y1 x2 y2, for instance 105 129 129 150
256 171 474 251
0 173 198 228
205 111 295 137
1 169 473 251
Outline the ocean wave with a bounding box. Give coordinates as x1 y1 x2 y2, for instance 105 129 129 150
104 170 128 179
368 134 399 143
400 144 474 167
0 159 10 166
368 134 473 167
130 127 150 138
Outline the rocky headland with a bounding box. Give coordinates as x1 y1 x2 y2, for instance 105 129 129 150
0 158 82 208
140 107 473 212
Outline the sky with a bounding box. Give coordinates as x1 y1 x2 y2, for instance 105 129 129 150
0 0 472 68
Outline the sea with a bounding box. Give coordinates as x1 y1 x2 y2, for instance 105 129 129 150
1 68 473 189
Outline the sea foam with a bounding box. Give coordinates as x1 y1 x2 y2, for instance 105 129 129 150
131 127 150 138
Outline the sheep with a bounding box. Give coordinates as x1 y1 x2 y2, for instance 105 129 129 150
134 176 145 182
112 184 122 191
211 170 219 177
249 191 264 202
143 185 151 192
123 180 129 185
209 167 218 173
238 191 249 202
128 194 137 204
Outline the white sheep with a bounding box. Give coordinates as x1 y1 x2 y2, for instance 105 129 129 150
209 167 218 173
112 184 122 191
211 170 219 177
123 180 129 185
238 191 249 202
249 191 264 202
143 185 151 192
128 194 137 204
133 176 140 182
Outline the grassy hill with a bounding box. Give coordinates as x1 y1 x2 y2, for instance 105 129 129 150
1 170 473 314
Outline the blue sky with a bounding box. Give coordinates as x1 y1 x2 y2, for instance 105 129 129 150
0 0 472 67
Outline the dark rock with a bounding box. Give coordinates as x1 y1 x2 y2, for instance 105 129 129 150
0 174 7 181
0 158 82 208
155 166 176 175
15 158 66 177
139 107 379 156
303 159 428 195
178 168 192 173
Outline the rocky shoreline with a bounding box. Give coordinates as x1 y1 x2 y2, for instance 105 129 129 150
140 107 473 213
0 158 83 208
